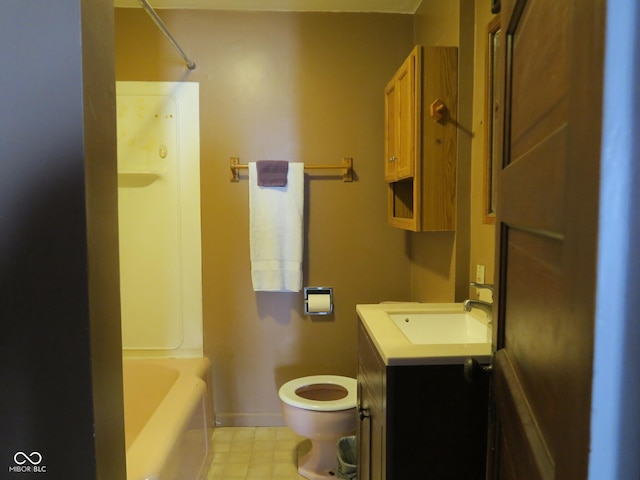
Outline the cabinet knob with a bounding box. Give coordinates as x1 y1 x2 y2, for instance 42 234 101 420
358 406 371 420
429 98 447 123
388 156 396 163
463 357 494 384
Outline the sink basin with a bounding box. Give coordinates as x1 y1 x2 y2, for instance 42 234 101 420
388 311 490 345
356 302 492 366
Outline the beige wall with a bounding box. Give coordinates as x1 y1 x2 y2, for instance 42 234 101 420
469 0 498 291
411 0 476 302
115 10 414 425
411 0 497 302
114 2 498 426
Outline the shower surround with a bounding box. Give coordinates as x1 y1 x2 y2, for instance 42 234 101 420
116 81 203 357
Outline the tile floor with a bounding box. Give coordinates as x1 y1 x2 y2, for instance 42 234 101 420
206 427 310 480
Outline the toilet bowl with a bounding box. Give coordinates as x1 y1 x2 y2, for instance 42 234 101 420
278 375 358 480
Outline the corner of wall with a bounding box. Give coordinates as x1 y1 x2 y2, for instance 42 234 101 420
409 0 476 303
468 0 499 298
82 0 127 477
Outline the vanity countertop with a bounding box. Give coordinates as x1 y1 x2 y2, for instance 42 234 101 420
356 302 493 366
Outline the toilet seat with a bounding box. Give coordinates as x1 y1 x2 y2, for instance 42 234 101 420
278 375 357 412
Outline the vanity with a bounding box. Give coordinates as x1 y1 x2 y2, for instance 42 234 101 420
356 303 491 480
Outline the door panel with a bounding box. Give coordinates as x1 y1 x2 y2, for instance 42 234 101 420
503 229 565 460
495 350 553 480
500 127 566 233
509 1 569 160
491 0 605 478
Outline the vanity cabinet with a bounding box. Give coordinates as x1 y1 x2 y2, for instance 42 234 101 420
357 321 488 480
385 45 458 232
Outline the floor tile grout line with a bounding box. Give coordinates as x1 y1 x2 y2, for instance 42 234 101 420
207 426 308 480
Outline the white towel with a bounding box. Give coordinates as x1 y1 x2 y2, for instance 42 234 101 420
249 162 304 292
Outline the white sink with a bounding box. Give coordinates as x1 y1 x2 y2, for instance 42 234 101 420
388 311 490 345
356 302 492 366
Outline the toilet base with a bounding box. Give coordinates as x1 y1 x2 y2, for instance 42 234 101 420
297 438 340 480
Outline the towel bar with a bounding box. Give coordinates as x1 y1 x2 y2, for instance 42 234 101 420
230 157 353 182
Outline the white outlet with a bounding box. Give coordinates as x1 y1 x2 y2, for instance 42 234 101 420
476 264 485 284
475 264 493 302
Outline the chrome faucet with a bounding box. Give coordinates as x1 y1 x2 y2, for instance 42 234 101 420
463 299 493 321
464 282 494 321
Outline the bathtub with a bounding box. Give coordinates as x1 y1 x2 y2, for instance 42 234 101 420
122 357 213 480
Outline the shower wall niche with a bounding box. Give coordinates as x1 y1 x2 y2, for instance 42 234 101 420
116 81 202 357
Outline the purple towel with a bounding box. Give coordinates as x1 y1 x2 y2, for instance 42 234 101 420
256 160 289 187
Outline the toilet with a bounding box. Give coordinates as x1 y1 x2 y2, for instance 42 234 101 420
278 375 358 480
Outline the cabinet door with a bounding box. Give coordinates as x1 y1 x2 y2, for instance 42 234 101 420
384 79 398 182
384 47 418 182
358 323 387 480
360 380 384 480
369 399 385 480
394 51 416 180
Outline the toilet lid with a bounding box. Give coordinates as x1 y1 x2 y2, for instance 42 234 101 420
278 375 357 411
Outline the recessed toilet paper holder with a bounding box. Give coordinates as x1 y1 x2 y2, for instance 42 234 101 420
304 287 334 316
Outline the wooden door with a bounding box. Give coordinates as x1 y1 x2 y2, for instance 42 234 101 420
490 0 604 478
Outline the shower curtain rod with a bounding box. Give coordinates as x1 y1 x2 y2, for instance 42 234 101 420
137 0 196 70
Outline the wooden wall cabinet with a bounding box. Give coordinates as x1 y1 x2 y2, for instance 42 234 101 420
385 46 458 232
357 321 488 480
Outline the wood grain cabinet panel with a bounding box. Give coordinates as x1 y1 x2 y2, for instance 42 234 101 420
385 46 458 231
385 50 417 183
